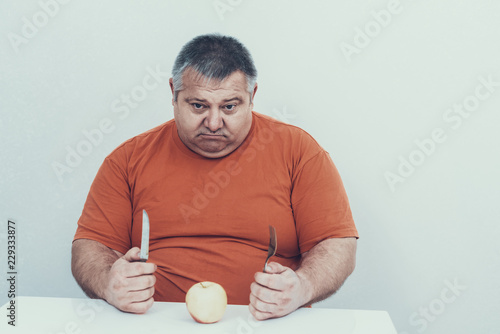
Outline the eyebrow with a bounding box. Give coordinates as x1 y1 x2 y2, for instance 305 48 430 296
184 97 207 103
184 97 243 104
222 97 243 103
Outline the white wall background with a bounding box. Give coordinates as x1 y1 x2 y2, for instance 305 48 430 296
1 1 499 333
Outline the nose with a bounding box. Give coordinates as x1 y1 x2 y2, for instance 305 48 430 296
204 107 223 132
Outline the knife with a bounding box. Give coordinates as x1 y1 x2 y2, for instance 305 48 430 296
139 209 150 262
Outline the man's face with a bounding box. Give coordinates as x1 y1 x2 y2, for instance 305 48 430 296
170 68 257 158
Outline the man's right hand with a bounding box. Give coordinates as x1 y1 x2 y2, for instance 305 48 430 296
103 247 157 314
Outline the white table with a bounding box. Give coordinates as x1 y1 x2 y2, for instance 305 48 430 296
1 296 397 334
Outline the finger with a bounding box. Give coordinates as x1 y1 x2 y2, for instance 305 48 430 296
122 247 142 262
254 270 290 291
127 285 155 303
107 272 155 298
254 262 288 283
265 262 287 274
123 273 157 291
250 281 279 304
121 261 157 277
112 249 124 257
122 295 155 314
249 302 272 321
249 291 275 314
109 285 154 313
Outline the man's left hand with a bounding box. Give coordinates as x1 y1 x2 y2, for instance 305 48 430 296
249 262 311 320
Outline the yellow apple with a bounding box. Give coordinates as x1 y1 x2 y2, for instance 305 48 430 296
185 281 227 324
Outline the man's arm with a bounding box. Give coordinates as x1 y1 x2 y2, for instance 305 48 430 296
249 237 357 320
71 239 157 314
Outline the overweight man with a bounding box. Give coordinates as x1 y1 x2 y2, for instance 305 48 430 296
72 34 358 320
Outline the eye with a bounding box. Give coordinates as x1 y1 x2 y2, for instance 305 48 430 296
192 103 204 109
224 104 236 111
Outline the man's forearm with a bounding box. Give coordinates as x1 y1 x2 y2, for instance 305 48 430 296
71 239 120 300
296 237 357 305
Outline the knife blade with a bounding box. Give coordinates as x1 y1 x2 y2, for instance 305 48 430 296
139 209 150 262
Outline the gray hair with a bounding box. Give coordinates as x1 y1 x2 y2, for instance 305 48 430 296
171 34 257 101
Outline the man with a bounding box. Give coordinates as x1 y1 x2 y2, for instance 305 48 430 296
72 34 358 320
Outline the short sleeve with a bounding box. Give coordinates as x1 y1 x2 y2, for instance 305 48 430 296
73 155 133 254
291 151 358 253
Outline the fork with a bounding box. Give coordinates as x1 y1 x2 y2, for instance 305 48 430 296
263 225 277 272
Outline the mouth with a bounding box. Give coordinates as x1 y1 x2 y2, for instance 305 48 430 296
199 133 225 138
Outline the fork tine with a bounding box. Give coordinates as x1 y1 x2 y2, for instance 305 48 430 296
270 225 277 254
269 225 274 245
264 225 277 272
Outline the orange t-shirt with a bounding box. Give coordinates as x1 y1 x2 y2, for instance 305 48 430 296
74 112 358 305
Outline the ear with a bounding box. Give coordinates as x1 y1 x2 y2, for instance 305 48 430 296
250 83 258 108
169 78 175 106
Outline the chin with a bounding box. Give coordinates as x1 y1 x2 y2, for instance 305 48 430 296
195 142 233 158
198 148 232 159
